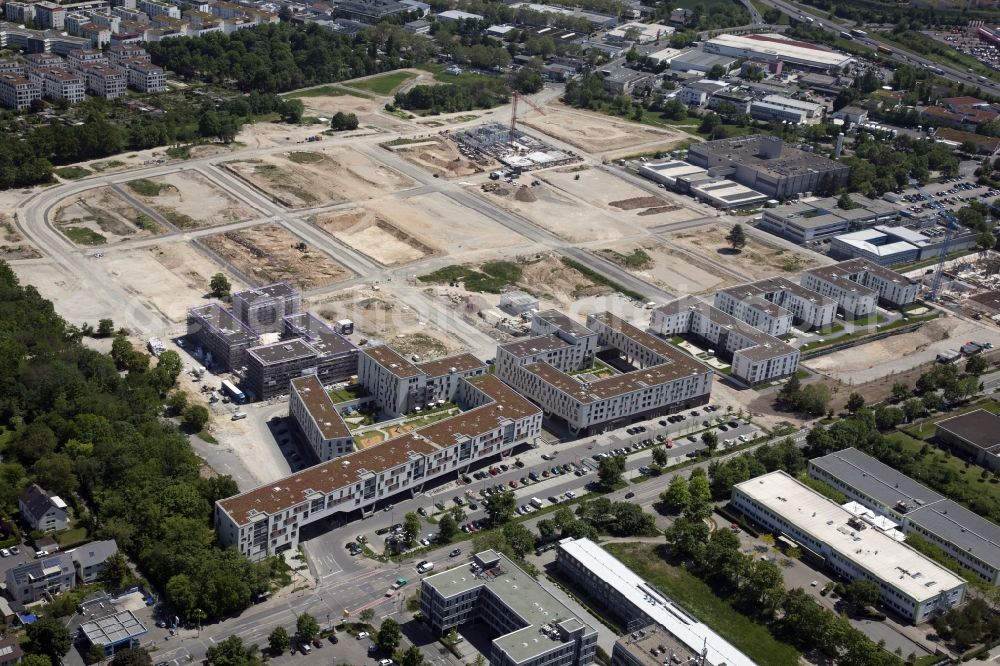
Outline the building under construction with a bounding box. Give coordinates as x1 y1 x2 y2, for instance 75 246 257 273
452 121 579 171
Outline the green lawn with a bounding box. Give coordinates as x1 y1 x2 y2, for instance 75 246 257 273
54 526 88 546
127 178 165 197
605 543 800 666
62 226 107 245
54 165 91 180
799 313 938 352
415 64 497 85
344 71 416 95
288 151 325 165
329 385 367 403
283 85 372 99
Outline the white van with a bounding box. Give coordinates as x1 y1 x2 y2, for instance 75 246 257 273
530 497 544 509
416 561 434 574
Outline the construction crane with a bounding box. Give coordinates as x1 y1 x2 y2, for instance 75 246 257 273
509 90 546 144
911 180 961 301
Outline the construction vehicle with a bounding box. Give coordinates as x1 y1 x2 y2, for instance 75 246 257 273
509 90 546 142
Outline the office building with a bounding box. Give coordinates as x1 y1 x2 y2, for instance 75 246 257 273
831 225 980 267
334 0 408 23
0 73 39 109
686 135 850 200
679 79 729 107
244 338 324 401
611 626 706 666
215 374 542 560
605 21 673 44
78 610 147 657
753 94 824 124
19 483 69 533
809 447 1000 586
359 346 487 418
714 277 837 333
759 196 899 244
637 160 708 189
935 410 1000 472
421 549 599 666
688 179 769 210
708 89 752 114
801 258 918 316
288 375 354 462
232 282 301 334
495 311 713 436
601 68 651 95
703 32 852 72
651 297 800 385
556 538 754 666
5 553 76 604
732 471 966 623
186 302 260 372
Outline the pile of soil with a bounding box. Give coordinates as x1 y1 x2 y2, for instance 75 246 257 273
515 186 537 203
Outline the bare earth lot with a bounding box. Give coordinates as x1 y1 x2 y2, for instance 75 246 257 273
312 206 438 266
0 213 41 259
598 240 725 295
131 171 255 228
522 104 693 158
393 192 530 256
296 90 414 132
202 224 349 289
388 136 491 178
667 226 820 282
225 150 414 208
54 186 163 244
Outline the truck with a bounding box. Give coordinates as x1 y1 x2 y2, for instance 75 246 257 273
877 45 892 56
221 379 246 403
850 29 867 37
530 497 544 509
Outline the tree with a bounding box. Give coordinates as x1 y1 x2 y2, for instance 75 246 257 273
846 392 865 414
438 513 458 542
166 390 188 416
27 617 72 659
598 454 625 490
101 551 134 589
777 373 802 409
701 430 719 456
110 647 152 666
726 224 746 251
707 63 726 80
376 618 402 654
664 515 710 560
651 446 668 466
360 608 375 624
837 192 858 210
403 511 421 546
400 645 425 666
268 627 291 654
210 272 231 299
182 404 210 432
903 398 925 422
206 636 259 666
922 391 944 412
874 405 904 430
960 139 979 155
977 230 996 252
891 382 911 403
331 111 359 131
449 505 466 523
966 354 988 376
296 613 319 642
699 112 721 134
484 489 517 526
798 384 831 416
537 518 556 539
843 580 880 609
502 522 536 558
86 645 108 665
279 98 304 124
97 318 115 337
686 472 712 521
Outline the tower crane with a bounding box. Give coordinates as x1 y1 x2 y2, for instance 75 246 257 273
509 90 546 143
911 180 960 302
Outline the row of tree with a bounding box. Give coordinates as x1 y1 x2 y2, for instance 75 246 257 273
392 79 510 113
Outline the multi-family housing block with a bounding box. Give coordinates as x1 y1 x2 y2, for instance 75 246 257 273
232 283 301 334
732 470 966 623
801 258 918 317
651 296 800 385
5 553 76 604
495 311 713 436
810 447 1000 586
0 72 39 109
122 59 165 92
421 549 599 666
215 373 542 560
288 375 354 462
714 277 837 334
80 63 126 98
187 302 260 372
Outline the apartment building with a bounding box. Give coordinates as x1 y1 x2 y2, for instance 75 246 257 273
280 312 359 386
232 282 300 334
81 63 126 98
0 73 39 109
216 374 542 560
243 338 323 401
19 483 69 532
38 68 85 102
0 57 25 76
137 0 180 18
5 2 36 24
809 447 1000 586
186 303 260 372
359 346 487 418
288 375 354 462
67 48 106 71
108 44 149 66
801 258 918 316
35 2 67 29
68 539 119 583
123 59 165 92
5 554 76 604
651 296 800 385
732 471 966 623
421 549 599 666
25 53 65 77
556 538 754 666
714 276 837 333
496 311 714 436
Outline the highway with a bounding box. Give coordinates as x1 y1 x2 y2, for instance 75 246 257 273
752 0 1000 97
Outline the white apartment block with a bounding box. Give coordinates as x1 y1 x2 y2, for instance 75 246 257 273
81 63 126 98
651 296 800 385
215 374 542 561
25 53 66 77
0 58 25 76
0 73 40 109
137 0 180 18
801 258 918 316
123 60 166 92
732 471 966 624
358 346 486 418
5 2 36 24
288 375 354 462
495 311 714 436
89 12 123 32
109 44 149 66
714 276 837 333
39 68 85 103
80 23 112 47
67 48 107 71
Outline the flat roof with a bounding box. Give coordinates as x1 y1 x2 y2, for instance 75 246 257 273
189 303 259 344
416 353 485 378
248 338 317 366
935 409 1000 451
290 375 351 441
499 335 571 358
559 539 754 666
706 32 851 68
689 135 846 179
79 610 147 648
363 345 422 378
534 309 595 339
282 312 356 358
640 161 708 179
720 276 836 308
613 628 700 666
691 179 769 205
669 48 736 68
734 471 965 602
423 550 597 665
808 258 916 289
218 375 539 525
232 282 297 305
